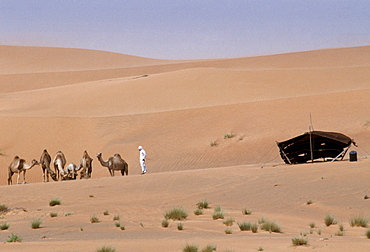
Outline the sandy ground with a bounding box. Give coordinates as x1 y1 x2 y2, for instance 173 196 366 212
0 45 369 251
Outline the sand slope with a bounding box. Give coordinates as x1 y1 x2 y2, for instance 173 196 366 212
0 45 369 251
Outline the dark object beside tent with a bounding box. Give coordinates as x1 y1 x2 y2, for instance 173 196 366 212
277 131 356 164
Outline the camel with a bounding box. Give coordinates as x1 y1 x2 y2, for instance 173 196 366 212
8 156 40 185
53 150 66 180
96 153 128 176
39 149 58 182
80 150 93 179
64 162 82 180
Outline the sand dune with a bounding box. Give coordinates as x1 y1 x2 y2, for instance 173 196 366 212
0 45 369 251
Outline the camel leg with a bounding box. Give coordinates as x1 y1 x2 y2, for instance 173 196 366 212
23 170 26 183
17 173 21 184
8 172 13 185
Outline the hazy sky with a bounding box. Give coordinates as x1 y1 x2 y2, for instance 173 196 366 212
0 0 369 59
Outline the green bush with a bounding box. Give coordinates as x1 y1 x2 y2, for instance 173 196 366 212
103 210 109 215
194 208 203 215
177 223 183 230
165 207 188 220
90 215 100 223
6 233 22 243
113 215 120 221
251 222 258 233
366 229 370 239
49 198 61 206
196 200 210 209
242 208 252 215
223 218 235 226
225 228 233 234
50 212 58 218
0 222 9 230
31 218 42 229
0 204 9 213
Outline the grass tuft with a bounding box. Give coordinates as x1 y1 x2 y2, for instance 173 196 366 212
366 229 370 239
113 215 120 221
183 243 198 252
103 210 109 215
242 208 252 215
292 237 308 246
324 214 337 227
31 218 42 229
201 245 217 252
177 223 183 230
6 233 22 242
223 217 235 226
309 222 315 228
225 228 233 234
0 204 9 213
196 199 210 209
50 212 58 218
90 215 100 223
212 206 224 220
251 222 258 233
165 207 188 220
349 215 368 227
194 208 203 215
0 222 9 230
224 133 236 139
238 221 251 231
95 245 116 252
161 219 169 228
49 198 61 207
260 220 281 233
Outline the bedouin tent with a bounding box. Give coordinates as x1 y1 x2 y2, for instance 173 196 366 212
276 131 356 164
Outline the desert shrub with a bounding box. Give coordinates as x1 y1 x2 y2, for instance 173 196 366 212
317 229 322 235
366 229 370 239
0 204 9 213
261 220 281 233
120 225 125 230
177 223 183 230
306 200 313 205
95 245 116 252
238 221 251 231
103 210 109 215
0 222 9 230
324 214 337 227
242 208 252 215
225 228 233 234
62 212 74 216
49 198 61 206
6 233 22 242
194 208 203 215
339 223 344 231
113 215 120 221
183 243 198 252
257 246 264 251
161 219 169 228
335 231 344 236
196 200 210 209
224 133 235 139
350 215 368 227
31 218 42 229
212 206 224 220
50 212 58 218
90 215 100 223
309 222 315 228
89 194 94 198
292 237 308 246
165 207 188 220
210 141 218 147
201 245 216 252
258 216 266 224
114 222 120 227
251 222 258 233
223 217 235 226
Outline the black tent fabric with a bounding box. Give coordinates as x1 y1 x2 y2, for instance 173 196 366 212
277 131 355 164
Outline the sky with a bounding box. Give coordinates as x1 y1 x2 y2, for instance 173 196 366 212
0 0 369 59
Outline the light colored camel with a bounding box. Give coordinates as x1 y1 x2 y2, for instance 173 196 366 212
53 150 66 180
80 150 93 179
8 156 39 185
64 163 82 180
96 153 128 176
39 149 58 182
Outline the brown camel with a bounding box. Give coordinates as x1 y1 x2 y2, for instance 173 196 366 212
53 150 66 180
8 156 39 185
64 162 82 180
96 153 128 176
39 149 58 182
80 150 93 179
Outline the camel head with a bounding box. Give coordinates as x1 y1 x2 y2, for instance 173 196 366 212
31 159 40 166
96 153 102 158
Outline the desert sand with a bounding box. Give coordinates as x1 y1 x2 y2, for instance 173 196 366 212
0 45 369 251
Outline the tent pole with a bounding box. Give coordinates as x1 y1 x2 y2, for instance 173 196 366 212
276 141 292 165
331 147 349 162
309 129 314 163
